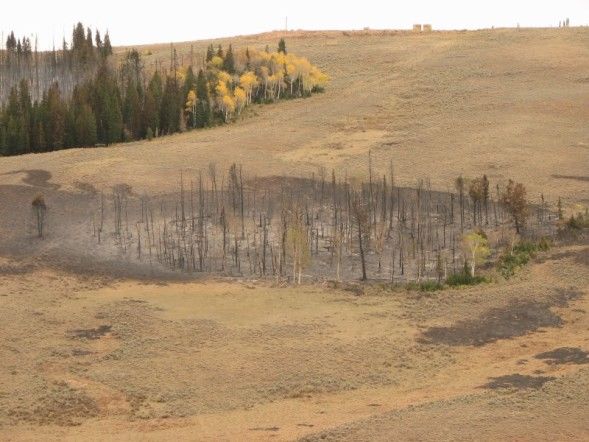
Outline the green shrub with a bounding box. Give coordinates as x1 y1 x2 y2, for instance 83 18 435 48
513 240 538 256
498 253 526 278
538 236 551 252
497 240 546 278
446 271 486 287
405 280 444 292
418 280 445 292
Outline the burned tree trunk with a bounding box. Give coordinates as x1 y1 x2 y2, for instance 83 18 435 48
352 191 368 281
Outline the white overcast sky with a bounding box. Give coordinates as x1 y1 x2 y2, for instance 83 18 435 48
2 0 588 49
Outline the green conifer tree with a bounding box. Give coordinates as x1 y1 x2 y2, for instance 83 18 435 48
206 44 215 62
278 38 287 54
223 44 235 73
195 69 211 128
145 70 163 135
93 64 122 145
160 76 180 134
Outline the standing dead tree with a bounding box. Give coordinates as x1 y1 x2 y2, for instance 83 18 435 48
286 204 310 284
468 177 485 226
352 190 370 281
90 164 552 285
455 175 465 233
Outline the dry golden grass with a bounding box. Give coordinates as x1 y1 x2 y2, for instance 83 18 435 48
0 242 588 440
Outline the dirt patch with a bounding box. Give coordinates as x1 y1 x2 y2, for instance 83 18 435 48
482 374 555 390
535 347 589 365
421 301 563 346
67 325 112 340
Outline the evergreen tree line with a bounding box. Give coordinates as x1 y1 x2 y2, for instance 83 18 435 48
0 28 328 156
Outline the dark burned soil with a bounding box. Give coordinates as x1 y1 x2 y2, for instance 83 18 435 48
482 374 556 390
535 347 589 365
68 325 112 340
421 289 584 347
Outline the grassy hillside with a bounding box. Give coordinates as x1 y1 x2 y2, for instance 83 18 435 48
0 28 587 205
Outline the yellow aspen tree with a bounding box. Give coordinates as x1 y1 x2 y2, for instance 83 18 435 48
221 94 235 122
239 71 258 104
175 67 187 84
259 50 272 64
287 221 310 285
259 66 270 100
270 52 287 99
297 58 313 93
211 55 224 69
267 74 277 100
274 68 285 99
185 90 197 127
271 51 286 70
286 61 298 95
234 87 246 114
215 79 228 97
462 232 490 277
310 66 329 90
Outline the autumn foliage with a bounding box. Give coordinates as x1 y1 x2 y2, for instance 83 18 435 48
183 44 329 126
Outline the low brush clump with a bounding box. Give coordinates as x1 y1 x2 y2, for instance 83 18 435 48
497 238 550 279
405 280 446 292
446 271 487 287
404 235 554 292
403 268 488 293
566 210 589 230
